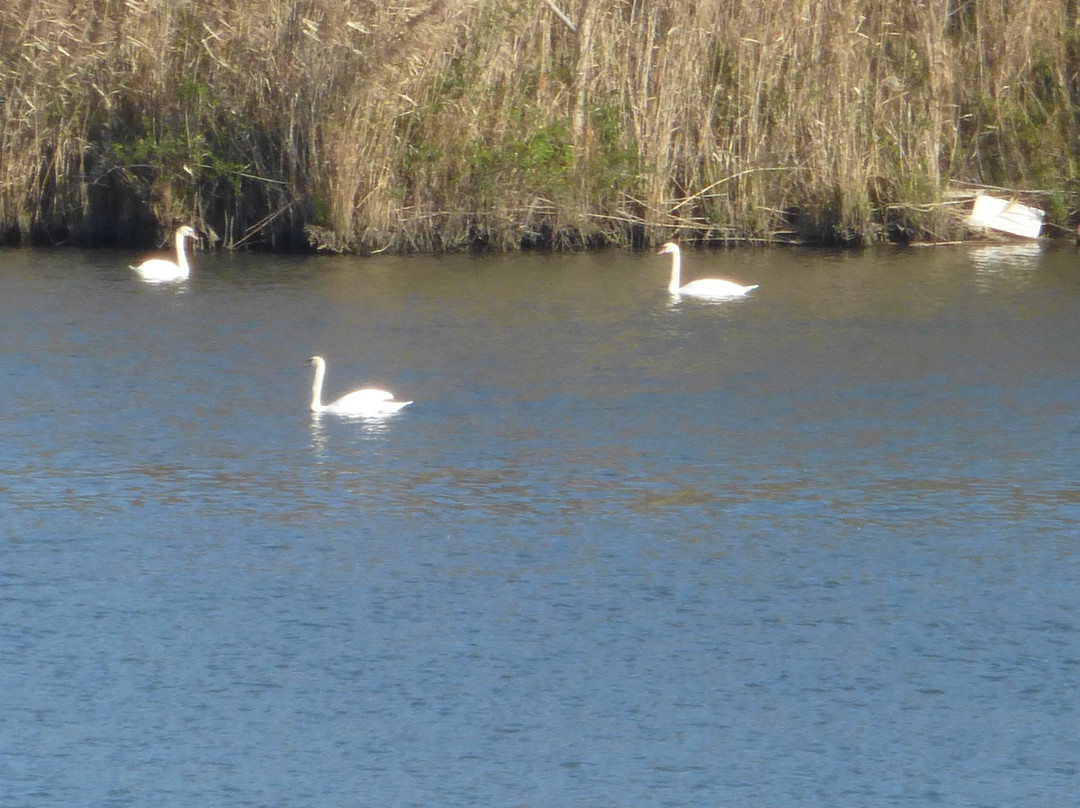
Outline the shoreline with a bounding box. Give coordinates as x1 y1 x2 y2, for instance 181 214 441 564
3 1 1077 253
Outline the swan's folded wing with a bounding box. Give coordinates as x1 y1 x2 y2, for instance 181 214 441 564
337 388 395 405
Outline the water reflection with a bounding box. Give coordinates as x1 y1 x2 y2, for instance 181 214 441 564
308 410 398 458
969 242 1043 271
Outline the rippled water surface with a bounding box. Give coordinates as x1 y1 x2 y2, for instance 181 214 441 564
2 242 1078 806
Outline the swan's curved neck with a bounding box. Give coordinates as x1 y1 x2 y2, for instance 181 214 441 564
310 361 327 412
668 248 681 293
174 230 191 275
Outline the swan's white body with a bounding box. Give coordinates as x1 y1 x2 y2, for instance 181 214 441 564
658 242 758 299
132 225 197 282
309 355 411 416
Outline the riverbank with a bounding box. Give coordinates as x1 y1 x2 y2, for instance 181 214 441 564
2 0 1078 253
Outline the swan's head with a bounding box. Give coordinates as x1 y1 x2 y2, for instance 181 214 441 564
177 225 198 241
309 355 326 369
657 242 680 256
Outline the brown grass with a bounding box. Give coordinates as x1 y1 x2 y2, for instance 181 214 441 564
1 0 1076 251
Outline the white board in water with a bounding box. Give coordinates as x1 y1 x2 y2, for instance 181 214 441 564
968 195 1044 239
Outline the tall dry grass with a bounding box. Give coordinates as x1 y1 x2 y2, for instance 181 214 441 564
1 0 1076 250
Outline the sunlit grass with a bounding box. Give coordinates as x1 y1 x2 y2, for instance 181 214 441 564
1 0 1075 251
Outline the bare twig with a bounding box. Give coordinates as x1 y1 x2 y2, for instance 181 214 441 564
542 0 577 33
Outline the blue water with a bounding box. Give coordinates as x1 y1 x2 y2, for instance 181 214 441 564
1 243 1078 806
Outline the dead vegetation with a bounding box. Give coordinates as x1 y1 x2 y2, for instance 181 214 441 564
1 0 1078 251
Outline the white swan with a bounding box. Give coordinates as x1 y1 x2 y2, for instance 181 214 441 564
658 242 758 299
309 355 412 416
131 225 198 282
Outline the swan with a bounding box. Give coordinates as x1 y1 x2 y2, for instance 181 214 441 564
658 242 758 299
131 225 198 282
308 355 412 416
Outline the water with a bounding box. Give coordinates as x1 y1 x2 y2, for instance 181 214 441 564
1 242 1078 806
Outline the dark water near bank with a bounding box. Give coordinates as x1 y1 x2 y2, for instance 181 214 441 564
1 242 1078 806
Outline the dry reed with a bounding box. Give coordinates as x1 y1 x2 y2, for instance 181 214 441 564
1 0 1076 251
